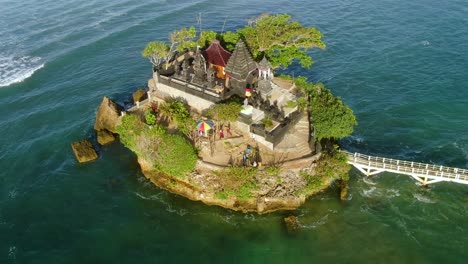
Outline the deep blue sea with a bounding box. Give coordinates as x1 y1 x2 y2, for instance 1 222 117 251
1 0 467 263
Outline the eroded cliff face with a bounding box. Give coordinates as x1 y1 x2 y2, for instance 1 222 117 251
137 157 307 214
94 96 123 133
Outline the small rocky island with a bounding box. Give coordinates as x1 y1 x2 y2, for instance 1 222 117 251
88 14 357 213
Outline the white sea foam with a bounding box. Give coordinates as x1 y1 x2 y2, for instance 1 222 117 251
362 177 377 185
413 193 435 204
8 246 17 260
0 55 44 87
362 186 378 197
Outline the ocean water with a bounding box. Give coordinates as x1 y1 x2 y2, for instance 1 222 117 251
1 0 467 263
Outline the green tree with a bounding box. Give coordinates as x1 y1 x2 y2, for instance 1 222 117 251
142 27 196 69
219 31 240 51
158 99 198 140
288 77 357 141
310 84 357 140
206 102 242 124
237 14 325 69
170 26 197 52
159 99 190 124
197 30 218 47
142 41 170 68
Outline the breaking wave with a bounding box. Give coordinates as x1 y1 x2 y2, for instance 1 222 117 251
0 55 44 87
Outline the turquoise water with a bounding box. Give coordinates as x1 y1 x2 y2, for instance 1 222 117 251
1 0 467 263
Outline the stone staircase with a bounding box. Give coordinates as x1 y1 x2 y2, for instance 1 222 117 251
274 114 312 158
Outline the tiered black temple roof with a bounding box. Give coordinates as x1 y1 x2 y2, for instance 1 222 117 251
225 39 257 81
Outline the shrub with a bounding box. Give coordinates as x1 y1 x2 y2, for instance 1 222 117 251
213 167 258 200
116 113 197 179
261 115 274 129
145 108 157 125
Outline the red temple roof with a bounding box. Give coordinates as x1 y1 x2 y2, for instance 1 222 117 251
203 40 231 67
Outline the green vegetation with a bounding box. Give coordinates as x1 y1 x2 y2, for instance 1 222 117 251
213 167 258 200
142 41 170 68
158 99 197 138
310 85 357 140
288 76 357 141
238 14 325 68
206 102 243 123
261 114 274 130
142 26 197 68
143 14 324 70
144 108 157 126
264 165 281 177
159 99 190 123
116 114 197 178
298 151 350 195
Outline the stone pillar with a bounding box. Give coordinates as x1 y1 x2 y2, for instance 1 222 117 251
153 71 159 83
136 101 140 108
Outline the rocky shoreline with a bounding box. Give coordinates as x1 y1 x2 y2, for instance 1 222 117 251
71 95 347 214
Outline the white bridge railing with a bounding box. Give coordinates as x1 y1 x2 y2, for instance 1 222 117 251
342 151 468 185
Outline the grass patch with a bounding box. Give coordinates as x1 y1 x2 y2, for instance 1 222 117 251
297 152 351 196
116 113 197 179
213 167 258 200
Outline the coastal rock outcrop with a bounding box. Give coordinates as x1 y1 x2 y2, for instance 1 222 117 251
284 215 300 234
132 88 147 104
94 96 123 133
97 129 115 145
71 140 98 163
340 179 349 200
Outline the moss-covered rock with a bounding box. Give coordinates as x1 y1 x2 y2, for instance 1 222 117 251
71 140 98 163
284 215 300 234
97 129 115 145
132 88 147 104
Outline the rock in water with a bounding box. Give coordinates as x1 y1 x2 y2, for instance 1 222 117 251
340 180 349 201
71 140 98 163
97 129 115 145
94 96 123 133
132 88 147 104
284 215 300 234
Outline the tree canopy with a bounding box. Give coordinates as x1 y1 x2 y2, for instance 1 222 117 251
309 83 357 140
288 76 357 141
142 41 170 67
142 27 197 67
237 14 325 69
206 102 243 123
143 14 325 70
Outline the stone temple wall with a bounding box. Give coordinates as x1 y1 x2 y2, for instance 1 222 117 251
152 76 215 113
